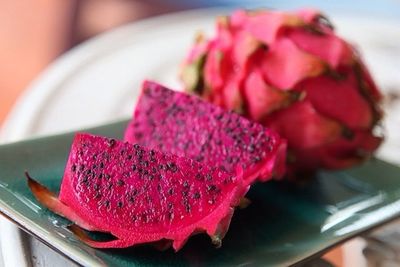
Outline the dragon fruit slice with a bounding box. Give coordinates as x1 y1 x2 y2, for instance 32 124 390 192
27 133 248 251
181 9 383 175
124 81 287 184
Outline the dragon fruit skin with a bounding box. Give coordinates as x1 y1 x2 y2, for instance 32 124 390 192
181 9 383 174
27 133 248 251
124 80 287 185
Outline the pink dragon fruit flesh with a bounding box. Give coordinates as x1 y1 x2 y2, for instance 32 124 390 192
181 9 383 175
27 133 248 251
124 80 287 185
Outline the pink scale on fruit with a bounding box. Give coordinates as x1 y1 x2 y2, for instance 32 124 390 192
181 8 383 174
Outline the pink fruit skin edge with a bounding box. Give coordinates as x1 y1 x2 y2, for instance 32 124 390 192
29 133 249 251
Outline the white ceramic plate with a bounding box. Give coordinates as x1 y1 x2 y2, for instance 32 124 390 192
0 8 399 267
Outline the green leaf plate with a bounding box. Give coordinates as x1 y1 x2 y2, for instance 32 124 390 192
0 120 400 266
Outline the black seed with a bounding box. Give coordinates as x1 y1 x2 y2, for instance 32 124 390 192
207 184 217 192
93 184 100 190
120 149 126 155
127 155 133 160
103 200 110 208
94 191 101 199
117 201 123 208
206 173 212 181
105 174 111 180
149 150 155 156
131 215 137 222
133 144 140 149
168 188 174 195
81 176 88 183
252 156 261 163
193 192 201 199
167 162 178 172
195 155 204 162
107 184 113 190
99 162 104 169
79 165 85 171
215 113 223 120
183 181 189 188
184 202 191 213
195 173 203 181
157 184 162 191
148 174 154 180
248 144 255 153
182 191 188 197
151 167 157 173
143 170 149 176
71 165 76 172
132 164 136 171
142 161 149 168
107 139 116 148
128 196 135 203
117 179 125 186
149 156 156 163
131 188 138 196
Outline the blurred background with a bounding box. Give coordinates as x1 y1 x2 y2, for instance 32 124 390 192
1 0 399 127
0 1 399 266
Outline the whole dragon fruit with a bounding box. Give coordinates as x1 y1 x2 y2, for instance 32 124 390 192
181 9 383 174
125 81 287 185
27 133 248 251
